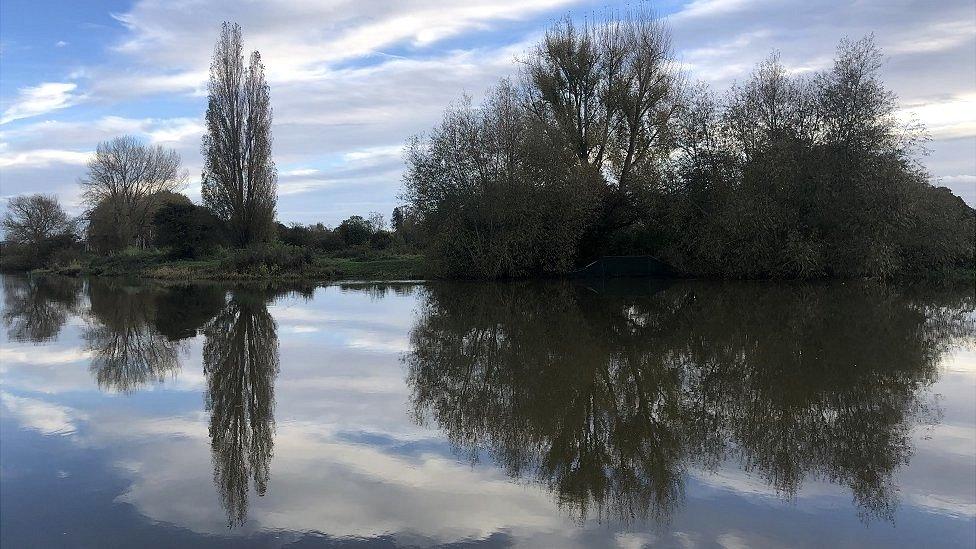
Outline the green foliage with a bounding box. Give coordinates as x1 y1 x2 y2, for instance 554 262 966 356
152 201 225 258
662 37 975 278
405 20 974 280
219 242 313 276
336 215 372 246
404 82 599 278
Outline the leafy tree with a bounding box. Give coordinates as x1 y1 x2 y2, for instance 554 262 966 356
405 17 973 279
152 199 225 258
336 215 372 246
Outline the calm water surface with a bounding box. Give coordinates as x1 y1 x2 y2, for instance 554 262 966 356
1 275 974 548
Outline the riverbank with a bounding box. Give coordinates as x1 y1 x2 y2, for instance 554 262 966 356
22 248 428 282
8 247 972 284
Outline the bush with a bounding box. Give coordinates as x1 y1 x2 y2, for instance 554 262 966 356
336 216 372 246
369 231 393 250
220 242 313 275
153 202 225 258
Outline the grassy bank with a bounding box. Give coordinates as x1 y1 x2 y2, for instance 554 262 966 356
15 245 972 284
31 246 427 282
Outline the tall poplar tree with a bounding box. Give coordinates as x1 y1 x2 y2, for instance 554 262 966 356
202 22 277 246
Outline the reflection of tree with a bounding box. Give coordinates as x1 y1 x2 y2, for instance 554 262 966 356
85 280 225 393
155 284 227 341
86 280 181 392
203 288 279 527
406 281 974 524
2 275 82 342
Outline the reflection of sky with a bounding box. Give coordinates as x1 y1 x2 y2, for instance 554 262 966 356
2 284 974 548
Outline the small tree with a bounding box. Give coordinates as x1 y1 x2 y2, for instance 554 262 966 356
1 194 78 270
367 211 386 233
80 136 187 249
2 194 73 246
336 215 372 246
202 22 277 247
391 207 405 233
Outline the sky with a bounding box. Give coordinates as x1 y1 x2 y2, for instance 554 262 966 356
0 0 974 226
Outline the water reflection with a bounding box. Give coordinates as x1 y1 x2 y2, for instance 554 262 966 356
74 277 283 525
405 280 974 523
85 280 191 392
2 275 81 342
203 287 280 526
1 275 972 542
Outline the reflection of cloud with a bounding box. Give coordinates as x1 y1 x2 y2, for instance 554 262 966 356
104 418 566 541
346 335 410 353
0 391 80 435
276 375 407 395
281 325 318 334
0 346 91 365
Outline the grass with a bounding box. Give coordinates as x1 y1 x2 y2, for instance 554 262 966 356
42 247 428 282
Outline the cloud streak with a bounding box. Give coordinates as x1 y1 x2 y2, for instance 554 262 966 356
1 82 83 124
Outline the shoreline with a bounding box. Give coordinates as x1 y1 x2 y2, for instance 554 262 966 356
10 253 427 283
7 257 972 286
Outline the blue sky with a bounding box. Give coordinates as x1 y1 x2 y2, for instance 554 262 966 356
1 0 974 226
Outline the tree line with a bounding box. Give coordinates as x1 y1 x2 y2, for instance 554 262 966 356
3 13 973 279
403 13 975 278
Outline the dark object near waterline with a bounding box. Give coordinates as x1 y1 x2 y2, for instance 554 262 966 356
571 256 673 278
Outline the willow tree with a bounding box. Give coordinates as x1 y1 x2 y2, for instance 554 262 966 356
202 22 277 247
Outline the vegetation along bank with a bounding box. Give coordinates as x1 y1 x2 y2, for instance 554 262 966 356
2 13 972 281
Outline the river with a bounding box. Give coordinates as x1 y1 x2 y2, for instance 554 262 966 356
1 275 973 547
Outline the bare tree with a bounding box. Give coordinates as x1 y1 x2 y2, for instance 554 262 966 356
202 22 277 247
2 194 73 245
524 11 679 192
80 136 187 248
367 211 386 233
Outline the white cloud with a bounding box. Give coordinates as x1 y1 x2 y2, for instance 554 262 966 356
281 168 319 177
897 94 976 140
0 148 91 168
1 82 83 124
55 40 69 48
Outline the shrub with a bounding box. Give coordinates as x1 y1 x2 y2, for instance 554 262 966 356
220 242 313 276
152 202 225 258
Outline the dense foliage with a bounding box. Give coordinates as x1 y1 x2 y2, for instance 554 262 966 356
152 200 226 258
404 15 974 279
661 40 974 278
